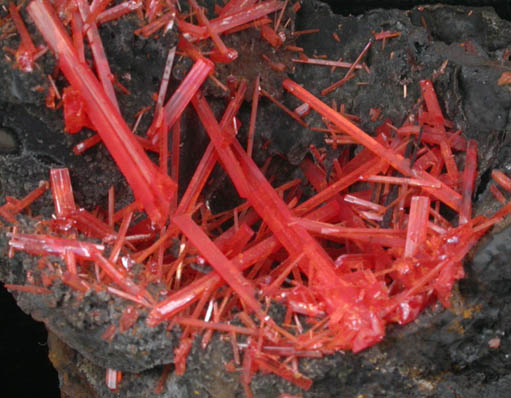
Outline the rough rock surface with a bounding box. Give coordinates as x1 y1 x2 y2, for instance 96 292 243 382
1 0 511 397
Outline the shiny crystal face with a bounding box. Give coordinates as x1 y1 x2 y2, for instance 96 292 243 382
1 0 509 395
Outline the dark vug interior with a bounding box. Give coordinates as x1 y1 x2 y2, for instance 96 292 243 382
1 0 510 396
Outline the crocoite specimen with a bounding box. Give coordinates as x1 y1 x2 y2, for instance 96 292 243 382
28 0 177 227
2 0 510 395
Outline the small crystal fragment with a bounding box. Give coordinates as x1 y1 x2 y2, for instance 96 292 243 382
105 368 122 391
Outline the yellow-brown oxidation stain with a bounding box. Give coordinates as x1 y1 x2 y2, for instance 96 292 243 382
401 366 442 394
450 285 482 319
446 285 482 335
449 285 466 316
47 331 97 398
447 319 465 335
463 304 482 319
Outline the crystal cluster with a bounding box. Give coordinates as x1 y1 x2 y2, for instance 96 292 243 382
1 0 509 395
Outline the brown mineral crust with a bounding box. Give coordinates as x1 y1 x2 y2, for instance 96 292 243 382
47 331 97 398
47 330 191 398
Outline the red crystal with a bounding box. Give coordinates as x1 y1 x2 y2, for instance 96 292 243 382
404 196 430 258
2 2 509 394
62 87 94 134
147 57 214 140
283 79 462 212
28 0 177 226
7 2 43 72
